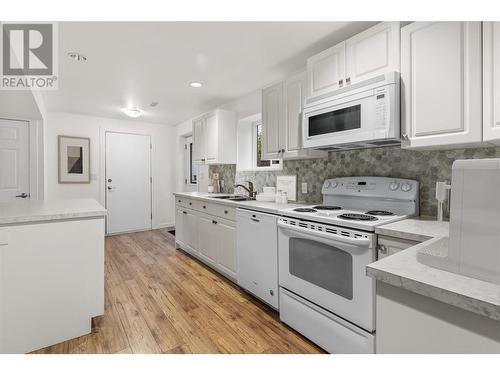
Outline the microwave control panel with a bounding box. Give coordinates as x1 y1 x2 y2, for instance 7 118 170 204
374 88 388 128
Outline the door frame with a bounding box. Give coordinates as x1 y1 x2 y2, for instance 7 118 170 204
0 117 43 200
102 130 153 235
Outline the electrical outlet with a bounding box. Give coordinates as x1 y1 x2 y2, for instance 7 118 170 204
301 182 308 194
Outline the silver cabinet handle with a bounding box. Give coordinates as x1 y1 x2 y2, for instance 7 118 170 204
16 193 28 198
346 77 351 85
378 244 387 254
338 79 344 87
251 218 260 223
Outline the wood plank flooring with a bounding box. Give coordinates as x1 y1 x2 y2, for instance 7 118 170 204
32 229 323 354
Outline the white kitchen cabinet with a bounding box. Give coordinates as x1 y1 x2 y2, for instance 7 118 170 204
175 206 198 254
192 117 205 163
174 196 237 282
236 209 279 309
306 42 345 99
192 109 237 165
215 218 237 280
262 73 326 160
345 22 400 84
197 214 218 266
262 82 283 159
401 22 483 149
306 22 400 101
377 235 420 259
483 22 500 144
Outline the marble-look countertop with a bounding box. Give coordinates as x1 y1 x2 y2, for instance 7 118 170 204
0 199 107 225
368 219 500 321
375 218 450 242
173 192 306 214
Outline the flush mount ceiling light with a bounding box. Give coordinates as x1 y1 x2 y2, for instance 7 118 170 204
189 82 202 88
67 52 87 62
122 108 144 118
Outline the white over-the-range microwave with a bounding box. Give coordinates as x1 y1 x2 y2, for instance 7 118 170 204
302 72 400 151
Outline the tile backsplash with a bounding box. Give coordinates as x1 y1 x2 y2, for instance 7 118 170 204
209 145 500 218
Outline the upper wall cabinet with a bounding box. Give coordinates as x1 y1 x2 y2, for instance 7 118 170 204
483 22 500 144
401 22 482 149
262 72 326 160
345 22 401 84
306 22 400 101
192 109 237 164
307 42 345 99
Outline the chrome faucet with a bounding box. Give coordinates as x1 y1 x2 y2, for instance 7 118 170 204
234 181 256 199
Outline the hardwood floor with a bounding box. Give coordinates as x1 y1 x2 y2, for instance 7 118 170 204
32 229 323 354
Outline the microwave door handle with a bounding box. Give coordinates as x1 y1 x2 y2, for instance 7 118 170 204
277 221 371 247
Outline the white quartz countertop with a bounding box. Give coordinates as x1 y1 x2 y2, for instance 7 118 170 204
375 218 450 242
0 199 107 225
368 218 500 321
173 192 305 214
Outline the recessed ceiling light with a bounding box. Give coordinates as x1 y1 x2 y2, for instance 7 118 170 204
190 82 202 88
67 52 87 62
122 108 144 118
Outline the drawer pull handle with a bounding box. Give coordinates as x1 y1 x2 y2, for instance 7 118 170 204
212 220 218 225
178 200 181 203
182 211 187 215
203 205 206 209
189 202 192 205
224 210 228 214
251 218 260 223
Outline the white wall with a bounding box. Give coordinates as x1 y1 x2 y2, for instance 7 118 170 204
174 89 262 193
44 112 176 229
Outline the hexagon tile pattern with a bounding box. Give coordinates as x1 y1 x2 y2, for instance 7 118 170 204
209 145 500 218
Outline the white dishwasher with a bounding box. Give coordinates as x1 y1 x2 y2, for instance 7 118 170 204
236 208 279 310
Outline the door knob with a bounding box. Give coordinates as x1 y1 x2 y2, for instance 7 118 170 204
16 193 28 198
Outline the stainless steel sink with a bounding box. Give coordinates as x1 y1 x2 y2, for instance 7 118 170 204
214 195 253 201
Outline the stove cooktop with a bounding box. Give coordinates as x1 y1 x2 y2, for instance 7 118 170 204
279 205 409 232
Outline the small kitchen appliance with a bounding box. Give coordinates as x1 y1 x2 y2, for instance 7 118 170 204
277 176 419 353
302 72 400 151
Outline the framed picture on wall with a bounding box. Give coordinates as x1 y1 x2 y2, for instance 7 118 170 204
58 135 91 184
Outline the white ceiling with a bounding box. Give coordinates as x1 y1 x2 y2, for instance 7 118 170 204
42 22 377 126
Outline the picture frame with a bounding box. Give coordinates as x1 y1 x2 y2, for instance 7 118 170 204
58 135 91 184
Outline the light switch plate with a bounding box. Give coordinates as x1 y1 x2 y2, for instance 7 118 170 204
301 182 308 194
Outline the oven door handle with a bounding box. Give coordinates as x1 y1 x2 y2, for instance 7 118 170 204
277 221 371 247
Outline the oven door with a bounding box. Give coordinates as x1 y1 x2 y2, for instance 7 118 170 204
302 89 388 149
278 218 376 332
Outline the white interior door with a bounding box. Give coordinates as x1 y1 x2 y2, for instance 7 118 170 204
0 119 30 203
105 132 151 234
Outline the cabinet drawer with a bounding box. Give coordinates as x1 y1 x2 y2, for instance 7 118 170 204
211 204 236 221
175 196 197 209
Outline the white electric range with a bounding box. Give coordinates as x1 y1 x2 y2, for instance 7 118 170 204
277 176 419 354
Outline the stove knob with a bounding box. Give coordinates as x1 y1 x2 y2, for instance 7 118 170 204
324 181 331 189
389 181 400 191
401 183 412 192
331 181 338 188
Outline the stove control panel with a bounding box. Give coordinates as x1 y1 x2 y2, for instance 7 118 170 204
322 176 419 200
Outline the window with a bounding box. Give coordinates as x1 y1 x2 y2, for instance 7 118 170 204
185 136 197 185
253 120 281 170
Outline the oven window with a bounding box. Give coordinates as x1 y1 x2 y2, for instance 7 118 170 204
308 104 361 137
289 238 353 300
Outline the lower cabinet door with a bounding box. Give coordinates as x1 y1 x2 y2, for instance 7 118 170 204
197 214 218 266
175 207 185 247
183 209 198 252
216 218 236 280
